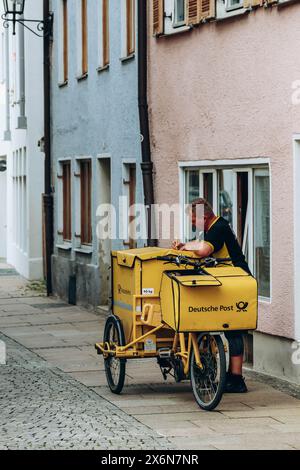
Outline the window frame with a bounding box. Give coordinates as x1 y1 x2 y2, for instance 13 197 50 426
225 0 244 11
80 159 92 246
57 158 72 249
81 0 88 76
121 0 136 59
180 160 271 302
173 0 186 28
126 0 135 57
61 161 72 242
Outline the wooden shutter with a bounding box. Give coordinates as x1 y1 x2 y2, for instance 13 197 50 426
153 0 164 36
102 0 109 66
199 0 215 21
80 160 92 245
186 0 200 25
81 0 88 74
62 162 71 241
243 0 263 7
126 0 135 55
63 0 68 82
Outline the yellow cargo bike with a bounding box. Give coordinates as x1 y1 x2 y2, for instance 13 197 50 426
95 247 258 411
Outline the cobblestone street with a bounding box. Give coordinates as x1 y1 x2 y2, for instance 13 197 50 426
1 266 300 450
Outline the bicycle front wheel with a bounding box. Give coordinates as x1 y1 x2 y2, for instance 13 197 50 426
103 315 126 394
190 334 226 411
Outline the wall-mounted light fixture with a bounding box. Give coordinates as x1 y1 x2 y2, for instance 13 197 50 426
2 0 53 37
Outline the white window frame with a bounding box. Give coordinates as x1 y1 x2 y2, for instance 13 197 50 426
173 0 186 28
164 0 190 36
293 136 300 340
216 0 246 20
179 158 271 302
74 156 93 252
97 0 109 70
120 0 135 60
225 0 244 12
57 0 67 85
76 0 88 78
57 158 72 250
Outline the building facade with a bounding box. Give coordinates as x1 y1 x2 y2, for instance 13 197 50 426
149 0 300 383
0 2 44 279
51 0 144 308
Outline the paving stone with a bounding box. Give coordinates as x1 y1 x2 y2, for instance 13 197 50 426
0 334 171 450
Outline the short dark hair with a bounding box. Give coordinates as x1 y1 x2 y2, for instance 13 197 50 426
190 198 215 217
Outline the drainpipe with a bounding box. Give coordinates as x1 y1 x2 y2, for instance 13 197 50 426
4 27 11 141
138 0 157 247
43 0 53 295
17 16 27 129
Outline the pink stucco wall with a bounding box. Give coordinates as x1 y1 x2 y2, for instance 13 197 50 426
148 5 300 339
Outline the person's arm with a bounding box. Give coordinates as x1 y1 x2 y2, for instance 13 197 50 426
181 240 214 258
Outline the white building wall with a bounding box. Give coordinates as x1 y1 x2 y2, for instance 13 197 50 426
0 2 44 279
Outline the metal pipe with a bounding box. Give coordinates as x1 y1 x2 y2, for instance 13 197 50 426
137 0 157 247
42 0 53 295
17 14 27 129
4 27 11 141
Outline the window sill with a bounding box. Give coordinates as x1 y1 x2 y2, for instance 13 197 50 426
161 25 191 37
77 72 88 82
97 64 109 73
56 243 72 251
216 9 248 22
120 53 135 63
225 4 244 12
74 246 93 255
58 80 68 88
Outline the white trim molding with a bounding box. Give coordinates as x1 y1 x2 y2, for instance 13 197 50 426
293 135 300 340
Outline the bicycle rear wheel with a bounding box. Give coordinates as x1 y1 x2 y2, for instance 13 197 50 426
190 334 226 411
103 315 126 394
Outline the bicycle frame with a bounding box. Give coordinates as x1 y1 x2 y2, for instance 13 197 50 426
95 293 204 371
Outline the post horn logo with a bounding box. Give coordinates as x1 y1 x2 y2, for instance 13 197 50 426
118 284 131 296
236 301 248 312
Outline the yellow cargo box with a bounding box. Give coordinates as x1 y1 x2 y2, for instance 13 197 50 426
111 247 193 343
160 267 258 333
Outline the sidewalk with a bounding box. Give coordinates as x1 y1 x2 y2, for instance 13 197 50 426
1 267 300 450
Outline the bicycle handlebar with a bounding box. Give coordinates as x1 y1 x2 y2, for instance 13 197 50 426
157 255 232 268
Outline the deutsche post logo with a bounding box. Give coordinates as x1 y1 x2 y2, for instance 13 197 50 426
236 301 248 312
118 284 131 296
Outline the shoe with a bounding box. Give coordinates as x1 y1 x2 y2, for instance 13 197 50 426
225 373 248 393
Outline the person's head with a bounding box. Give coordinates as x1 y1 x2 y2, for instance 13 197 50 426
188 198 215 231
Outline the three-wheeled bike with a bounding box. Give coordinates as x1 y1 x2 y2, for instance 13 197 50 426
95 247 258 411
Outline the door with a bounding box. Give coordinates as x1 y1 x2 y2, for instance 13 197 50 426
0 159 7 259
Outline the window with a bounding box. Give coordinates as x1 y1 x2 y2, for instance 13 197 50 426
184 166 270 299
62 161 71 241
80 160 92 245
123 163 137 249
173 0 186 27
62 0 68 82
122 0 135 58
254 170 270 299
102 0 110 67
81 0 88 75
226 0 243 10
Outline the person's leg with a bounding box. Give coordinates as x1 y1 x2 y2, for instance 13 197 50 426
230 354 243 375
225 332 247 393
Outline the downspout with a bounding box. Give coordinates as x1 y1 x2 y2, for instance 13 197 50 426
43 0 54 295
17 16 27 129
4 27 11 141
138 0 157 247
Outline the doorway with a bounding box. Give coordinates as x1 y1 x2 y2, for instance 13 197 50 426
0 156 7 259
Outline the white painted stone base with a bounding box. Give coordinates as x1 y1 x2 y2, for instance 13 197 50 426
254 331 300 385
